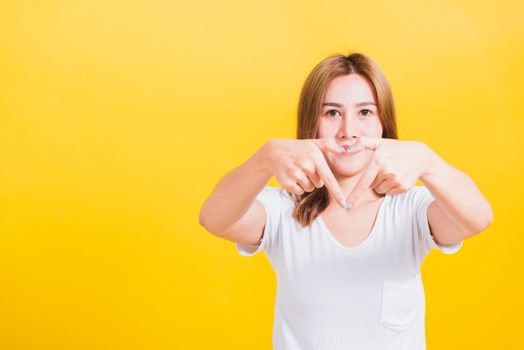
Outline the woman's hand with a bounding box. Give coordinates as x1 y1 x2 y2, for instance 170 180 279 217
345 136 435 208
262 137 351 209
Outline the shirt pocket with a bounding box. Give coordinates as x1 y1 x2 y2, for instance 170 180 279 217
380 273 424 334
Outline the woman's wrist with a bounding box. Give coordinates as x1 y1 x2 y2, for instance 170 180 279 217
254 139 275 180
419 144 448 184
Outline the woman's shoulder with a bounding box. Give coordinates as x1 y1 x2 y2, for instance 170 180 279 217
257 185 296 206
255 186 296 218
394 185 428 197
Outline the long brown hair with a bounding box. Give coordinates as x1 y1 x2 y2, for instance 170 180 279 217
290 52 399 227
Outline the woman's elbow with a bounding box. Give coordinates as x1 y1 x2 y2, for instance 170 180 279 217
473 201 494 234
198 202 212 231
483 205 494 232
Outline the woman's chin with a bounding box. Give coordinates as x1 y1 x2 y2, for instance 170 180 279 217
329 158 368 176
334 167 363 177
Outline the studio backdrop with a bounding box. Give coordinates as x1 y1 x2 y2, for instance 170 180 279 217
1 0 522 349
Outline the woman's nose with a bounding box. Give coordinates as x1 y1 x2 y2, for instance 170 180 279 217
339 115 361 139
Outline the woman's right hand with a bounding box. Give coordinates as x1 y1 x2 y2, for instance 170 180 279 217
261 137 353 210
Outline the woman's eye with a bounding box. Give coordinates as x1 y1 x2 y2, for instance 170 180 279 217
360 109 373 117
326 109 341 117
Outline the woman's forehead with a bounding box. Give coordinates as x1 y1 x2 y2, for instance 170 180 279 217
323 74 376 105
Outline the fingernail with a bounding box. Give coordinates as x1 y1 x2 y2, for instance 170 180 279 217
338 199 353 211
338 145 352 153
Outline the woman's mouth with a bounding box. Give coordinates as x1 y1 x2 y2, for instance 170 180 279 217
336 149 362 157
336 143 363 156
337 139 359 153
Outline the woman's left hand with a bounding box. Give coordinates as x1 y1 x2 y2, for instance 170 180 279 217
345 136 436 209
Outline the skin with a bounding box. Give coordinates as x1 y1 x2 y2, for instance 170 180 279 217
314 73 493 246
199 74 493 249
315 74 388 247
317 74 384 204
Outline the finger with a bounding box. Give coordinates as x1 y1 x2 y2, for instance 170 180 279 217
370 172 390 190
296 174 315 193
346 135 389 154
312 154 348 209
346 160 380 209
385 184 404 195
287 182 304 195
297 159 323 188
374 178 397 194
307 170 324 188
311 136 346 155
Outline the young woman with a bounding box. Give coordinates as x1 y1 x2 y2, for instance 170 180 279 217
199 53 493 350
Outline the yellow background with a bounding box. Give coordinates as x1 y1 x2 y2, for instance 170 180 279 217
1 0 522 349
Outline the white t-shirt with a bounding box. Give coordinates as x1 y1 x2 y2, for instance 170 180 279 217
235 185 463 350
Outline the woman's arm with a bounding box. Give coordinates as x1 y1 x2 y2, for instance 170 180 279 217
198 142 272 237
420 150 494 245
343 136 493 245
199 137 347 242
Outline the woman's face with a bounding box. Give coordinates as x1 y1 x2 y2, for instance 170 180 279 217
317 73 383 178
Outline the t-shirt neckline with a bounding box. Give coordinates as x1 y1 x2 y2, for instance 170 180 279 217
316 194 389 250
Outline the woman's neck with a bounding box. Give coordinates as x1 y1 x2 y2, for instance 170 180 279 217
329 172 383 209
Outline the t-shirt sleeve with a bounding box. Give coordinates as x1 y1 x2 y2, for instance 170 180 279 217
235 186 283 257
414 186 463 256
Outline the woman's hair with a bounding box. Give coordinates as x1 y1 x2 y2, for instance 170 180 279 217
289 52 399 227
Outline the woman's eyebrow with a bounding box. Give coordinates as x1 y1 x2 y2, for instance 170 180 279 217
355 102 376 107
322 102 376 107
